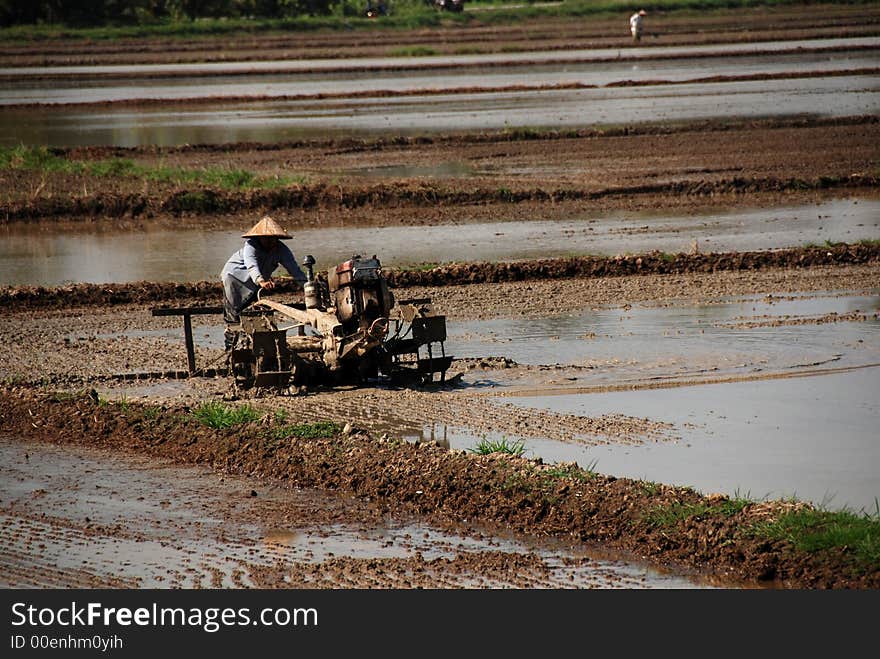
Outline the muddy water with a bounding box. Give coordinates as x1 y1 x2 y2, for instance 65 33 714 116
59 285 878 516
4 51 876 106
1 198 877 286
449 291 880 377
101 290 879 513
0 437 720 588
2 75 877 147
3 36 876 78
499 367 880 514
397 292 880 513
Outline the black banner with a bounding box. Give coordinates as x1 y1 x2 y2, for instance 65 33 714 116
1 589 876 654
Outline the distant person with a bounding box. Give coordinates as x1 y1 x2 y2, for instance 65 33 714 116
366 0 387 17
220 216 308 350
630 9 647 42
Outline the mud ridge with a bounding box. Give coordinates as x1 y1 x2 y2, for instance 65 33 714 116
7 68 878 111
41 115 880 159
3 174 877 222
2 243 877 311
5 43 877 82
1 387 875 588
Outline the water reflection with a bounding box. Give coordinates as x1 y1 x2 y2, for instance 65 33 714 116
500 367 880 514
1 198 877 286
2 75 878 147
4 51 876 106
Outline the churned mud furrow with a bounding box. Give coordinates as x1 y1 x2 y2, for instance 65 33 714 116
1 4 877 67
5 390 872 588
0 517 139 588
6 68 879 108
1 117 877 223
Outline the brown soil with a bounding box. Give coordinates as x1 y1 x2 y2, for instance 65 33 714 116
1 386 876 589
1 4 877 67
2 4 879 589
2 116 878 227
1 243 878 312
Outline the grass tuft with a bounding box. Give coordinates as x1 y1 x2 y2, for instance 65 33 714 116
749 504 880 567
543 459 598 481
192 401 260 429
469 437 526 457
272 420 341 440
644 497 752 527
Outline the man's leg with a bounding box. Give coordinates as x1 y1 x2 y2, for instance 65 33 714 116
222 276 258 350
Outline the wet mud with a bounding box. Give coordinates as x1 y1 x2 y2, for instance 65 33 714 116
2 116 877 225
4 437 713 588
1 4 876 68
1 388 876 589
1 244 877 311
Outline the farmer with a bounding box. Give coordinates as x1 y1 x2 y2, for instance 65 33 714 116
220 215 308 350
630 9 646 42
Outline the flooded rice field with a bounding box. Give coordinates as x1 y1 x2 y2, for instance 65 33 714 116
349 291 880 514
3 75 877 147
1 198 877 287
3 51 877 106
0 437 719 588
0 36 876 147
3 36 876 79
502 367 880 516
73 287 878 516
2 8 878 588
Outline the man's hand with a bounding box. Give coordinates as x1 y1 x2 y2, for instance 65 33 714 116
259 278 276 291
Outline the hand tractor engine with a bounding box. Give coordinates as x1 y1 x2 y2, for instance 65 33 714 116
228 255 452 390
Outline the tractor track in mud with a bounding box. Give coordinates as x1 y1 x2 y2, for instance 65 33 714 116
1 387 876 589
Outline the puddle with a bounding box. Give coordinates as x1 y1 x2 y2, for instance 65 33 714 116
358 292 880 513
344 160 477 178
447 291 880 382
498 367 880 514
2 74 877 147
0 436 720 588
3 50 876 106
1 198 877 286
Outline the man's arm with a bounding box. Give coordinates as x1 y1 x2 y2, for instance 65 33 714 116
278 244 308 285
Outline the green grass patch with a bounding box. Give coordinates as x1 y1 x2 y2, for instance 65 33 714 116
0 146 305 191
389 46 437 57
1 2 874 43
542 459 598 482
192 401 261 429
272 420 342 440
142 406 162 420
469 437 526 457
749 505 880 567
639 480 663 496
644 497 752 527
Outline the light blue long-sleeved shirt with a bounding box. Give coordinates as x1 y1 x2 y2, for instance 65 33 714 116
221 238 307 285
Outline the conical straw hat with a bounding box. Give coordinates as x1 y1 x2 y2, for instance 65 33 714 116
242 216 291 239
